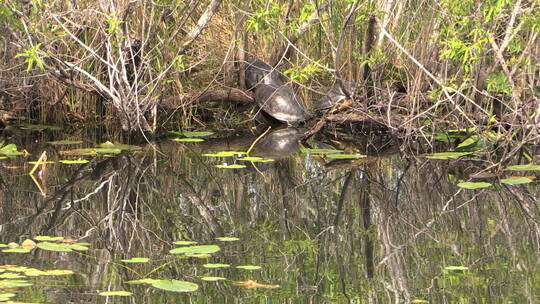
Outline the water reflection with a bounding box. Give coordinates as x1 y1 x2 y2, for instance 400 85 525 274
0 129 538 303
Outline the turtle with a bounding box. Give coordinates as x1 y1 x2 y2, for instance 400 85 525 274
315 80 359 110
254 83 313 125
245 60 283 90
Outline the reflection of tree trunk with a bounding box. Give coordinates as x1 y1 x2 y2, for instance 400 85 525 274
334 169 356 227
359 174 374 279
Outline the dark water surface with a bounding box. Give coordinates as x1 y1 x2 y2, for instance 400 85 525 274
0 127 538 303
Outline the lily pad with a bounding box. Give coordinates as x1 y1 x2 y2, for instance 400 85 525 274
0 293 16 301
506 164 540 171
202 151 245 157
301 148 343 154
99 141 142 151
121 257 150 263
236 265 262 270
201 276 226 281
61 148 122 156
0 280 32 288
173 138 205 142
203 263 230 269
179 131 214 137
2 248 31 253
0 272 25 279
424 152 473 159
216 237 240 242
99 291 133 296
170 245 220 255
20 124 62 131
215 164 246 169
34 236 64 241
457 182 492 189
0 143 24 156
237 156 274 162
501 177 534 185
325 153 366 159
149 279 199 293
36 242 88 252
59 159 90 164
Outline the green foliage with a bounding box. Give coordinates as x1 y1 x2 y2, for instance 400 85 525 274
485 71 511 95
15 43 45 72
246 3 283 33
103 12 123 35
284 61 324 83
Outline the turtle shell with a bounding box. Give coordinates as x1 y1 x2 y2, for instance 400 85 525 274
316 80 359 110
245 60 283 90
254 83 312 124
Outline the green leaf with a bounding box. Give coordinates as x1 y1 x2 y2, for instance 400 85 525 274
203 263 230 269
169 245 220 255
149 279 199 292
2 248 31 253
325 153 366 159
177 131 214 137
202 151 245 157
59 159 90 164
506 164 540 171
445 265 469 272
0 272 26 279
236 265 262 270
201 276 226 281
216 237 240 242
121 257 150 263
98 141 142 151
301 148 343 154
36 242 72 252
65 148 122 156
0 143 24 156
424 152 473 159
20 124 62 131
0 293 16 301
0 280 32 288
457 182 492 189
173 138 205 142
501 177 533 185
99 291 133 296
215 164 246 169
237 156 274 162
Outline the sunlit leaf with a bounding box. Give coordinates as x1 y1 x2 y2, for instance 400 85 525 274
424 152 473 159
0 244 7 248
121 257 150 263
99 291 133 296
215 164 246 169
325 153 366 159
0 143 24 156
99 141 142 151
126 278 156 285
501 177 534 185
180 131 214 137
48 140 83 145
169 245 220 255
0 280 32 288
28 161 55 165
1 248 31 253
0 293 16 301
457 182 492 189
149 279 199 292
201 276 226 281
202 151 245 157
173 241 198 246
173 138 205 142
237 157 274 162
203 263 230 269
235 265 262 270
37 242 72 252
0 272 25 279
41 269 74 276
301 148 343 154
411 300 429 303
61 148 122 156
445 265 469 272
216 237 240 242
59 159 89 164
21 239 36 250
506 164 540 171
185 253 212 258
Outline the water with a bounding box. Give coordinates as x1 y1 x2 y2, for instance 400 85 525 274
0 126 538 303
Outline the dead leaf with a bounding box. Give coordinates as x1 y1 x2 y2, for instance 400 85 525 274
21 239 37 250
232 280 279 289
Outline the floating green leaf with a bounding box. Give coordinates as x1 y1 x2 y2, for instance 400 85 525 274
215 164 246 169
0 143 24 156
301 148 343 154
0 293 16 301
48 140 83 145
59 159 90 164
457 182 492 189
424 152 473 159
2 248 31 253
99 141 142 151
0 243 7 248
173 241 198 246
20 124 62 131
149 279 199 293
169 245 220 255
236 265 262 270
28 160 55 165
121 257 150 263
34 236 64 241
325 153 366 159
202 151 245 157
237 156 274 162
126 278 156 285
64 148 122 156
201 276 226 281
173 138 205 142
99 291 133 296
181 131 214 137
36 242 88 252
0 272 25 279
506 164 540 171
501 177 533 185
216 237 240 242
203 263 230 269
0 280 32 288
445 266 469 272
